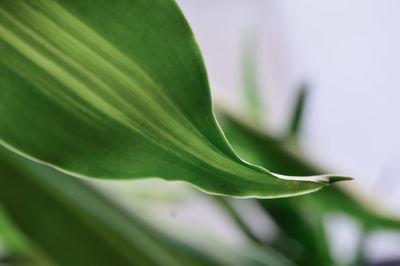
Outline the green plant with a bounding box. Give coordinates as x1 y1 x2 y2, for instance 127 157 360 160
0 1 398 265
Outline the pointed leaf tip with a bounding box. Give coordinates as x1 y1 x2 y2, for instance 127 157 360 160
327 175 354 184
272 173 353 185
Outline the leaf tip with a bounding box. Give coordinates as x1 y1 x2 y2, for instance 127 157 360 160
326 175 354 184
272 173 353 185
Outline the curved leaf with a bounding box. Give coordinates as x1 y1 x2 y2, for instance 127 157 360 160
0 0 349 198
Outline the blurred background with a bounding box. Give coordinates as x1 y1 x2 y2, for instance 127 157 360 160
177 0 400 212
174 0 400 263
1 1 400 265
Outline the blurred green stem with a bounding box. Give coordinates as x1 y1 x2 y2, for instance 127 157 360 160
242 36 262 125
286 83 309 140
216 197 264 245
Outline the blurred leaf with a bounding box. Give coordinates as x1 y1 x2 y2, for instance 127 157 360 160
0 0 349 198
259 199 333 265
217 194 332 265
287 83 308 139
0 146 228 266
0 205 53 266
0 145 296 266
0 205 31 257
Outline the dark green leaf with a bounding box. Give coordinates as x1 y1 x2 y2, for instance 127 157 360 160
0 146 226 266
287 83 308 138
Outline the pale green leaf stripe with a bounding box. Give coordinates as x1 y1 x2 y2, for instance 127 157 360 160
0 0 350 198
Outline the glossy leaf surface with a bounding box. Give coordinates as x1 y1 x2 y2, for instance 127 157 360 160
0 0 349 198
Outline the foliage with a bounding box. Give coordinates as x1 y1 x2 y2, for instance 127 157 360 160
0 1 398 266
0 0 349 198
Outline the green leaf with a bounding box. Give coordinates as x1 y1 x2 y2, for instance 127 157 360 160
0 145 229 266
0 205 53 266
259 199 333 265
0 0 349 198
0 205 31 257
